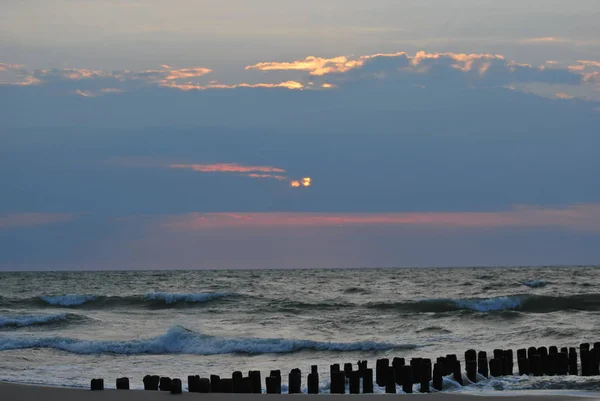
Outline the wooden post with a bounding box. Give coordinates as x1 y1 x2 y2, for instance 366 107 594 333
210 375 220 393
376 358 389 387
420 359 431 393
344 363 353 378
453 361 463 385
266 376 281 394
363 368 374 393
115 377 129 390
198 378 210 393
478 351 488 378
505 349 514 375
556 352 568 376
311 365 318 375
568 348 578 375
188 375 199 393
159 377 171 392
549 346 558 355
307 372 319 394
432 363 443 391
242 377 253 393
489 358 502 377
232 371 244 393
538 347 548 376
591 344 600 375
349 371 360 394
358 360 368 377
331 371 345 394
517 357 529 376
581 349 591 376
392 357 405 385
220 378 233 393
445 354 458 376
288 369 301 394
466 360 477 383
546 353 557 376
465 349 477 363
170 378 182 394
410 358 423 385
385 366 396 393
530 354 543 376
401 365 413 393
143 375 159 391
90 379 104 391
249 371 261 394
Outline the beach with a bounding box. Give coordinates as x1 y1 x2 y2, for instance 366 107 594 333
3 382 600 401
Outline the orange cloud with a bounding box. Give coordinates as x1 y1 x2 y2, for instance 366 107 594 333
160 80 304 91
160 204 600 231
0 213 75 229
555 92 574 99
169 163 286 174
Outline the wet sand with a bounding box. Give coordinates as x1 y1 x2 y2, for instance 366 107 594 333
2 382 599 401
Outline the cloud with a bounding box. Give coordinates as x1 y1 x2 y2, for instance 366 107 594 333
246 55 366 76
0 213 75 229
245 174 287 180
555 92 575 99
168 163 286 174
159 204 600 232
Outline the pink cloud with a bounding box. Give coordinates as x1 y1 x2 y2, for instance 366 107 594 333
159 204 600 232
0 213 75 229
168 163 286 174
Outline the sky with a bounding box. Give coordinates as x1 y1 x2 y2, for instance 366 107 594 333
1 0 600 270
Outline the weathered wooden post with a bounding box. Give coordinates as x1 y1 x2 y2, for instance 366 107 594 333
363 368 374 393
478 351 489 378
344 363 353 378
170 378 182 394
90 378 104 391
115 377 129 390
198 378 210 393
591 344 600 376
210 375 220 393
249 371 261 394
242 377 253 393
489 358 502 377
581 349 591 376
143 375 159 390
465 349 477 363
538 347 548 375
266 376 281 394
349 371 361 394
420 359 431 393
220 378 233 393
392 357 405 385
358 360 368 377
505 349 514 375
376 358 389 387
546 353 557 376
466 360 477 383
453 361 463 385
432 363 443 391
556 352 568 376
530 354 543 376
288 369 301 394
232 371 244 393
561 347 568 354
307 371 319 394
517 349 528 375
568 348 578 375
411 358 423 385
401 365 413 393
188 375 199 393
549 346 558 355
159 377 172 392
330 371 346 394
445 354 458 376
385 366 396 393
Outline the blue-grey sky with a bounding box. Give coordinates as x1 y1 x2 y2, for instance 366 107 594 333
1 0 600 270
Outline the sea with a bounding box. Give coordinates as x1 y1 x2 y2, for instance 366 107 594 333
1 266 600 395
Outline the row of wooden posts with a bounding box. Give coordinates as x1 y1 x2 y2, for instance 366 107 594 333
90 342 600 394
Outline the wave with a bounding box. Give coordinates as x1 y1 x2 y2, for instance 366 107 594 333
0 313 85 328
0 326 413 355
0 292 236 309
522 280 547 288
366 293 600 313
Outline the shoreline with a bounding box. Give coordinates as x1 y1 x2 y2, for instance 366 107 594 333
2 382 600 401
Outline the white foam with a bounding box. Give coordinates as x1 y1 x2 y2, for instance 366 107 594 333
144 292 232 304
40 295 96 306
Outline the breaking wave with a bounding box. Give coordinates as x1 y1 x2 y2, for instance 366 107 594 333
0 292 237 309
0 326 413 355
522 280 548 288
366 294 600 313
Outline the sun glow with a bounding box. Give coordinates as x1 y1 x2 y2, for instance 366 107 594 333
290 180 301 187
302 177 312 187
